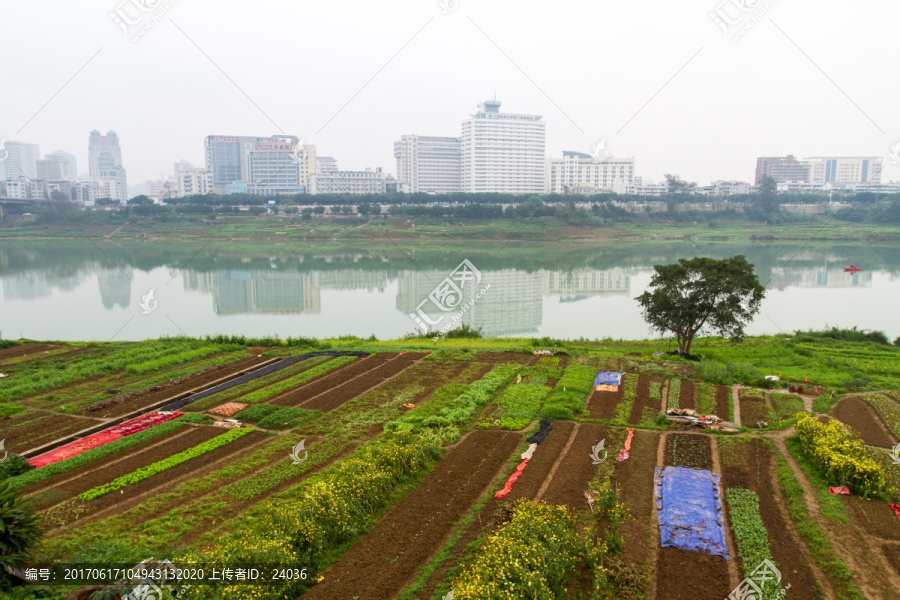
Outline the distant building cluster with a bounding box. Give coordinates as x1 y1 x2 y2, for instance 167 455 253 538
1 99 896 204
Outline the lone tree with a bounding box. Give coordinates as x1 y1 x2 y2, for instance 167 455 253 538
636 256 765 356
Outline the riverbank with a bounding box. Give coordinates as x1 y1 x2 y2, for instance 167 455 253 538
3 214 900 244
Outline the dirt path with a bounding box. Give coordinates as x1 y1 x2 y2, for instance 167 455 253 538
770 432 900 600
731 385 742 427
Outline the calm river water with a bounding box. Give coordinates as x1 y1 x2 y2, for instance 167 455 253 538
1 241 898 342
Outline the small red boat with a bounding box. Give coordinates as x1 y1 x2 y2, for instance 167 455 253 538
843 264 862 273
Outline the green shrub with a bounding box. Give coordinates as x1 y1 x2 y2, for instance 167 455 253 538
0 455 33 482
539 405 574 420
0 481 42 572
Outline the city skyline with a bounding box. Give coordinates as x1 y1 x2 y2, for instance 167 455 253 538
2 1 898 193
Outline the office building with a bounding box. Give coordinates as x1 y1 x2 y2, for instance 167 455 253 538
460 99 546 194
316 156 338 174
393 135 461 193
88 130 128 202
547 151 635 194
205 134 312 194
806 156 882 185
3 141 40 181
36 150 77 181
755 155 810 184
711 180 751 196
309 168 388 195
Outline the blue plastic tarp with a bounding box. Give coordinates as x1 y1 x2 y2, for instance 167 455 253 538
654 466 730 560
593 371 625 386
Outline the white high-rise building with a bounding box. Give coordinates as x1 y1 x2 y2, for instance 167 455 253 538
805 157 882 185
393 135 461 193
3 141 40 181
88 130 128 202
460 99 545 194
177 169 214 197
547 151 635 194
243 137 314 196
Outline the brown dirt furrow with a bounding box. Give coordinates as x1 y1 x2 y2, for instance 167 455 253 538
504 420 577 504
32 426 220 510
679 380 696 410
0 343 59 361
738 392 771 429
0 413 105 454
654 548 732 600
628 374 652 425
476 351 531 365
720 438 823 600
833 396 897 447
540 423 612 510
46 430 268 533
772 434 900 600
715 385 730 421
299 356 422 412
585 386 623 420
845 497 900 542
91 354 271 418
270 355 391 406
304 430 521 600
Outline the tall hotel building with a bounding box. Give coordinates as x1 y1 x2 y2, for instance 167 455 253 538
460 99 545 194
393 135 461 193
88 130 128 203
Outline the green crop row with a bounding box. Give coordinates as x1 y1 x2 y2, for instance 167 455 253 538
125 345 231 374
668 379 681 410
239 356 356 404
696 382 718 416
613 374 638 424
649 381 662 400
387 364 519 433
555 364 596 396
725 488 780 597
864 393 900 439
257 407 320 430
496 384 551 420
78 428 251 501
0 340 203 401
7 416 195 491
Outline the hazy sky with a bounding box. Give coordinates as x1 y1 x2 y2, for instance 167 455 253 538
3 0 899 190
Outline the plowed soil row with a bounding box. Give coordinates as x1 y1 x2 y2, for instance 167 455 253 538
411 420 577 600
271 354 392 406
539 423 611 510
628 375 665 425
720 438 820 599
715 385 730 420
87 354 271 418
0 412 104 454
664 433 712 471
32 426 221 511
0 343 59 361
585 386 623 420
47 430 267 532
738 391 771 428
679 380 696 410
833 396 897 447
656 432 730 600
614 429 660 579
478 351 532 365
304 430 521 600
298 355 425 412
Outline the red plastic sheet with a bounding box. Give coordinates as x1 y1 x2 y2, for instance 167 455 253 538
889 504 900 519
616 428 635 462
28 431 124 468
108 411 181 436
495 459 529 498
828 486 851 495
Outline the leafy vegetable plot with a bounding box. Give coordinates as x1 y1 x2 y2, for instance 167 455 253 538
725 488 780 597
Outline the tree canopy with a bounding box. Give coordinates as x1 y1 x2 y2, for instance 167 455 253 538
636 255 766 355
